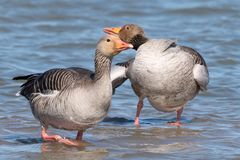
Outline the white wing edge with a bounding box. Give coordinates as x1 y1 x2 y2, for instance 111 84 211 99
110 65 127 82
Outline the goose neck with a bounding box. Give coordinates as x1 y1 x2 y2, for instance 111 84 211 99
93 49 112 81
130 34 148 50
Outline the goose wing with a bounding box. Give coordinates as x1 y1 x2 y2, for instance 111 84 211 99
13 68 93 100
181 46 209 91
111 58 134 93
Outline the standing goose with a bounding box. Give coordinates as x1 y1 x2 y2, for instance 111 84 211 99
13 35 133 146
104 24 209 126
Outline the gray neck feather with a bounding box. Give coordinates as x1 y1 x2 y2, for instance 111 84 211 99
130 34 148 50
93 49 112 81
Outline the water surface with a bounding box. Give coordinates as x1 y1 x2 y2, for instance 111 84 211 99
0 0 240 159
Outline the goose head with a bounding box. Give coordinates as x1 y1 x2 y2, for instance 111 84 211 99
104 24 147 50
97 35 133 57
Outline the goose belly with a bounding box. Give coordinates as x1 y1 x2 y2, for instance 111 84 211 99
131 50 192 91
145 69 199 112
147 86 198 112
130 48 199 112
31 87 112 130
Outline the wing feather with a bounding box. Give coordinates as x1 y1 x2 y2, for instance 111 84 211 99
181 46 209 91
111 58 134 94
13 68 93 100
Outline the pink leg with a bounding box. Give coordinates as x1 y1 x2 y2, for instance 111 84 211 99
41 126 80 146
57 130 84 146
41 126 62 142
134 99 143 126
168 107 184 127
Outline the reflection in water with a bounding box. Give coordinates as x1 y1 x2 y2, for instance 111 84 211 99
16 138 43 144
40 142 108 160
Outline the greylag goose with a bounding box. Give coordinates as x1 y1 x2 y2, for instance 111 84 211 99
13 35 133 146
104 24 209 127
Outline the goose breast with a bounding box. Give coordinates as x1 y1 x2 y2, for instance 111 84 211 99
129 39 200 110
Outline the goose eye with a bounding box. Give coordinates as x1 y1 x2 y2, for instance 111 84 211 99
126 26 129 30
106 39 111 42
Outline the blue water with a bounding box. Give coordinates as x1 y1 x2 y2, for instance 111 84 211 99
0 0 240 159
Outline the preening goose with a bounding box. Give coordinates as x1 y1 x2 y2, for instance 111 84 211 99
104 24 209 127
13 35 133 146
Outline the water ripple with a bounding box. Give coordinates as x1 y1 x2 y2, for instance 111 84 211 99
0 0 240 159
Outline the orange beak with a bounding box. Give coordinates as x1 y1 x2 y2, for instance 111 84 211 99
103 27 121 35
113 37 133 53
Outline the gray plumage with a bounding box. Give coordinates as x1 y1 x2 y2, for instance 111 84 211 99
14 51 112 131
14 68 92 100
13 35 133 134
111 58 134 93
104 24 209 125
128 39 209 112
14 64 129 100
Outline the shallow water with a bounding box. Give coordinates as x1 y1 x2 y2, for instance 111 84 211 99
0 0 240 159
